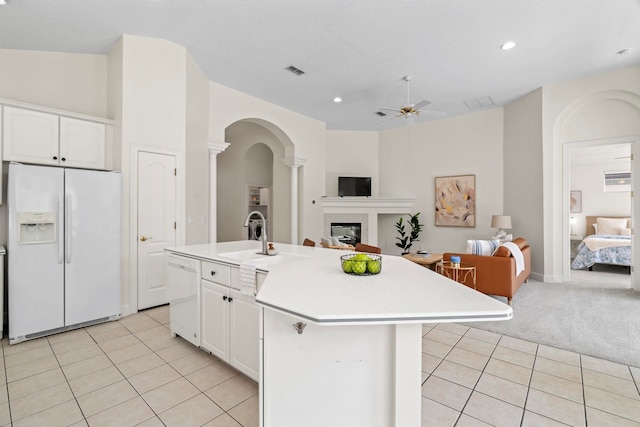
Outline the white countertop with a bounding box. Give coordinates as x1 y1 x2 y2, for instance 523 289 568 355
166 241 513 325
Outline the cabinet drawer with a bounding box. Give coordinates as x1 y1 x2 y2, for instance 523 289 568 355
201 261 231 285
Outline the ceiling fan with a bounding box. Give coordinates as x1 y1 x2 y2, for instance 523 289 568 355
379 75 444 119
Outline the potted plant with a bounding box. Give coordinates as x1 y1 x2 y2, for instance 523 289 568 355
395 212 423 254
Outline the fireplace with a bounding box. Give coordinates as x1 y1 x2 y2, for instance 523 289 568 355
331 222 362 246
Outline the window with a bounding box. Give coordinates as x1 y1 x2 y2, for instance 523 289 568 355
604 170 631 192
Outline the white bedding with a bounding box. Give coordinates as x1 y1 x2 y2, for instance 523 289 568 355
584 235 631 251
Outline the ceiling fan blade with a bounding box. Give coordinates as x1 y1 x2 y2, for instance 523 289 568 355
418 110 447 118
379 107 402 112
413 99 431 110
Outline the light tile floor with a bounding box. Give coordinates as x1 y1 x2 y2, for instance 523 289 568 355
0 307 638 426
421 323 640 427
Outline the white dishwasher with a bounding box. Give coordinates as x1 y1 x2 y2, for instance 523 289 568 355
165 252 201 347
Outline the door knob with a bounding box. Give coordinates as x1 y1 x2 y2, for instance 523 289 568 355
140 236 147 241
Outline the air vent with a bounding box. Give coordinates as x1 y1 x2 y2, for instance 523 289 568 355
375 111 387 117
464 96 495 110
285 65 305 76
604 170 631 192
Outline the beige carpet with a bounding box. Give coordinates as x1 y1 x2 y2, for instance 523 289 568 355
463 265 640 368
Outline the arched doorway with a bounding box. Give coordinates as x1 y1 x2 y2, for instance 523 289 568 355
217 120 293 243
554 90 640 289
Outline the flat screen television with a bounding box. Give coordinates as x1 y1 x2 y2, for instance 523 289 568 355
338 176 371 197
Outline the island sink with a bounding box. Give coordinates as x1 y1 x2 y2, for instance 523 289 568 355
218 249 310 267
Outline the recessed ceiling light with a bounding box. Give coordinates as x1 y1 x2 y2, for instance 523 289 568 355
333 97 342 103
0 1 7 5
501 41 516 50
617 48 632 56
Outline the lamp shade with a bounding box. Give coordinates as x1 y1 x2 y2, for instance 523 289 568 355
491 215 512 229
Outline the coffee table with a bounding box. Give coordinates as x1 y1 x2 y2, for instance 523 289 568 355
402 253 443 271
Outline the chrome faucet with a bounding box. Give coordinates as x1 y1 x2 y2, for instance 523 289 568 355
244 211 268 255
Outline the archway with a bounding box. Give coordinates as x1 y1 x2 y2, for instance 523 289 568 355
217 119 294 243
553 90 640 289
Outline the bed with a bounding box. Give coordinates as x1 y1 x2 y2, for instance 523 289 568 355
571 216 632 271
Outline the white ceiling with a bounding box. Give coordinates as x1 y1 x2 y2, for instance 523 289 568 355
571 144 631 166
0 0 638 131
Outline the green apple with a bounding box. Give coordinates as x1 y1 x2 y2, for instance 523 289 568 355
342 259 353 273
367 260 381 274
351 261 367 275
354 253 370 262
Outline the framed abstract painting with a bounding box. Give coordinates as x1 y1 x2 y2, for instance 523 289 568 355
570 190 582 213
435 174 476 227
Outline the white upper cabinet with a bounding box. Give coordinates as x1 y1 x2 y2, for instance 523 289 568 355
3 106 59 166
3 105 108 170
59 117 106 169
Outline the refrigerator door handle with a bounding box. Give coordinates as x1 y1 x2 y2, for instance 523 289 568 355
58 195 64 264
65 193 72 264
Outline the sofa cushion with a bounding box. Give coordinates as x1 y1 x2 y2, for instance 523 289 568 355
493 237 528 257
466 239 500 256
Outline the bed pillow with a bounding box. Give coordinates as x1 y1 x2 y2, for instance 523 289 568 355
596 217 628 235
619 227 632 236
466 239 500 256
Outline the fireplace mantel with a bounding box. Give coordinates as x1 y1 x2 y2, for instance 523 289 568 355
321 197 415 246
320 197 415 212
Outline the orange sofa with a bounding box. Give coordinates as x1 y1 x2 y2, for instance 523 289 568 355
443 237 531 305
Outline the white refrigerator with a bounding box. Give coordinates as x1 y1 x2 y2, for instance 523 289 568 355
8 163 121 344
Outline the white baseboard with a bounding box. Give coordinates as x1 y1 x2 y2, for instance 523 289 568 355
121 304 132 317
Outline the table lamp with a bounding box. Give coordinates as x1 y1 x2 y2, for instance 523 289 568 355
491 215 512 239
570 216 576 235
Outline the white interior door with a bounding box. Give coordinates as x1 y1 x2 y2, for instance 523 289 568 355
138 151 176 309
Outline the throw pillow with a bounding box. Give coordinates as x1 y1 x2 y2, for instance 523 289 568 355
466 239 501 256
596 217 627 235
619 227 632 236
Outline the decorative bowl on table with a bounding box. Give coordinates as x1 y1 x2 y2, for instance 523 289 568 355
340 254 382 276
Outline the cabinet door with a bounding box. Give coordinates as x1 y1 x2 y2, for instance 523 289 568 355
229 289 259 381
3 106 59 165
201 280 229 361
59 117 106 169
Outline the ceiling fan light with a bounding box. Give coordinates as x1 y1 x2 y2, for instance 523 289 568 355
333 97 342 103
501 41 516 50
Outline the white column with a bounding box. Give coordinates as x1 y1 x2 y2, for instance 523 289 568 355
282 157 308 244
208 140 230 243
394 323 422 427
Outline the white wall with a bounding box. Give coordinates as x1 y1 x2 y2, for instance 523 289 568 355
377 108 504 255
570 160 631 236
503 89 544 277
0 48 108 118
185 52 211 244
325 130 379 196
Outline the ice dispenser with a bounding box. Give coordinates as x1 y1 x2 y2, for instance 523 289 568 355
17 212 56 244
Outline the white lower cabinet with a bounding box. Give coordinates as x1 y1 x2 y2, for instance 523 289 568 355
201 280 229 361
201 267 263 381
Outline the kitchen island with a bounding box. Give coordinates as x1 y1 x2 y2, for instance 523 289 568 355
165 240 512 427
